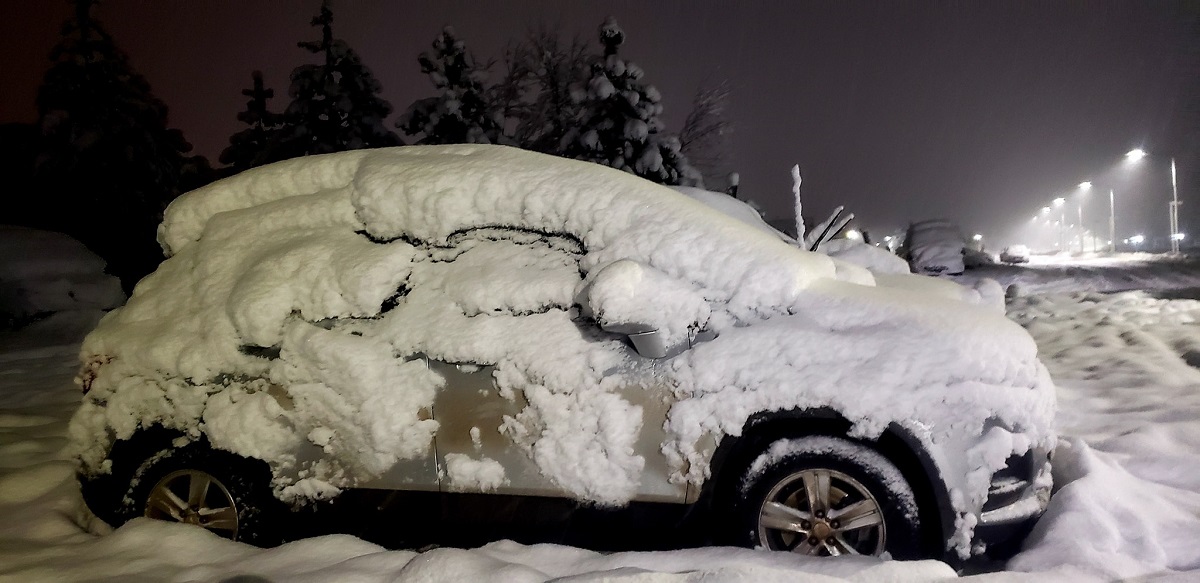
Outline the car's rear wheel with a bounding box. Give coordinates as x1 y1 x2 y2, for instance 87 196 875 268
143 468 242 539
121 442 283 545
733 435 924 558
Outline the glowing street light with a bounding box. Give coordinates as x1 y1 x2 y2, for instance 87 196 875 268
845 229 861 241
1078 181 1092 191
1125 149 1182 253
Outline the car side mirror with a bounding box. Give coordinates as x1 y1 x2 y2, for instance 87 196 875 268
576 259 711 359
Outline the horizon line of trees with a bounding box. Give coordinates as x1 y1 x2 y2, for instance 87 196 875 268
3 0 734 290
221 6 729 188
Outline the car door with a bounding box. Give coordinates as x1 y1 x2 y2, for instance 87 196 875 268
423 228 688 503
347 354 442 493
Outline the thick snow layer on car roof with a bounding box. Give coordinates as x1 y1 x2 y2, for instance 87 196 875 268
670 186 796 244
162 146 836 316
74 146 1053 552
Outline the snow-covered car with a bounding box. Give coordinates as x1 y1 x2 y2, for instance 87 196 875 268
1000 245 1031 264
71 146 1054 560
904 220 966 276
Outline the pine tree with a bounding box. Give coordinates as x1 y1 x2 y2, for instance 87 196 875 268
219 71 283 172
33 0 202 290
270 2 401 161
561 18 702 187
399 27 507 145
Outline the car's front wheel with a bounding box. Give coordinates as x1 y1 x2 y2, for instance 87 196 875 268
733 435 924 558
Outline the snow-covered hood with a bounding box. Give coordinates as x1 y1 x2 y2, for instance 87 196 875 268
797 279 1043 393
668 277 1052 441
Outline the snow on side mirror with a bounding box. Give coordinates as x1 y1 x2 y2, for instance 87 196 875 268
576 259 711 359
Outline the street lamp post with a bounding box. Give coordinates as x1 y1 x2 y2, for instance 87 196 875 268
1077 181 1091 253
1039 206 1051 252
1170 158 1180 254
1053 197 1066 251
1126 149 1182 254
1108 189 1115 253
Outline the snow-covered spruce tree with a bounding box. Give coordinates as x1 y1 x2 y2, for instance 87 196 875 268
561 18 702 187
33 0 202 290
219 71 284 173
270 2 401 161
493 27 590 154
398 27 507 145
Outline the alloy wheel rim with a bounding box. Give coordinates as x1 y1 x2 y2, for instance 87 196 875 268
144 469 240 540
757 468 886 556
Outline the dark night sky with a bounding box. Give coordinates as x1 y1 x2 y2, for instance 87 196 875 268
3 1 1197 247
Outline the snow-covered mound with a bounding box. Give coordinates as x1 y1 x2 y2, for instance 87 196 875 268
817 237 909 275
1005 290 1200 580
71 145 1053 556
0 226 124 321
0 226 125 352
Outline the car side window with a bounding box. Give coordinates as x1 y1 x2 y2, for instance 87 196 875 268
427 228 585 317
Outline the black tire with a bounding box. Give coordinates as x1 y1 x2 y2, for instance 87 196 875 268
115 441 284 546
731 435 924 559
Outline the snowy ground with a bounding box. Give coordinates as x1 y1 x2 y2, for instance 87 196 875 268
2 255 1200 582
964 252 1200 296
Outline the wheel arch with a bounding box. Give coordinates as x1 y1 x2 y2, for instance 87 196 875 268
702 407 954 555
82 425 281 521
79 424 190 524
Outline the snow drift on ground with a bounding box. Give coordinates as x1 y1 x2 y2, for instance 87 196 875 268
71 144 1051 552
963 252 1200 296
1001 289 1200 580
0 226 124 326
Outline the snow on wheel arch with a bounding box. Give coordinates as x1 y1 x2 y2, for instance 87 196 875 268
742 435 919 523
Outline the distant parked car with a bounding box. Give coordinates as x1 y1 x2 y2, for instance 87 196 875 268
1000 245 1031 264
71 146 1054 560
904 220 966 276
963 248 996 269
